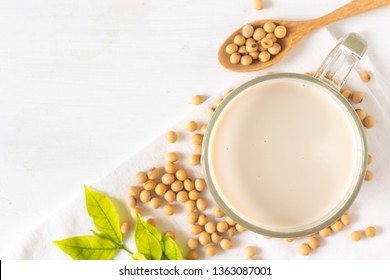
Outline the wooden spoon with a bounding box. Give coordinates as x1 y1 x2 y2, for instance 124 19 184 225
218 0 390 72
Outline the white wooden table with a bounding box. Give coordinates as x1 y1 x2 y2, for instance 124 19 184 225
1 0 390 256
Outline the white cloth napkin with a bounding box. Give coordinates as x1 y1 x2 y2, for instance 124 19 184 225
5 28 390 259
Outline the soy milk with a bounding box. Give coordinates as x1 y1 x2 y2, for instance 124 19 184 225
207 78 358 230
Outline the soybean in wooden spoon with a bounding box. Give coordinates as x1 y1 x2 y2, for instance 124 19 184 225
218 0 390 72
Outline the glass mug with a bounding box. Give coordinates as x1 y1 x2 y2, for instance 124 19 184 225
202 33 368 238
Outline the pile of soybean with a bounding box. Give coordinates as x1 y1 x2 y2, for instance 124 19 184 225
225 22 287 66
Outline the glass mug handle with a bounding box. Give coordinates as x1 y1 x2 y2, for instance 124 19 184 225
314 32 367 90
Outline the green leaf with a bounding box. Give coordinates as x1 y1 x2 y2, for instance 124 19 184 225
90 229 119 244
53 236 118 260
161 236 183 260
84 185 122 244
135 214 162 260
132 253 147 260
136 213 161 240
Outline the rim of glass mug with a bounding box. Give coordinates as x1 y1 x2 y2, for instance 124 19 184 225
201 33 368 238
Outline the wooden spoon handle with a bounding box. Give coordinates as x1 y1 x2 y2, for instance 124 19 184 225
315 0 390 27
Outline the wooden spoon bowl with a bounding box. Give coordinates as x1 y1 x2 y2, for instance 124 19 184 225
218 0 390 72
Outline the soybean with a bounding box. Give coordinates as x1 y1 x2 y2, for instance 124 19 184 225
363 116 376 128
319 227 332 238
350 231 362 241
164 231 176 240
187 212 199 224
351 91 364 103
259 51 271 62
245 38 258 52
199 232 211 245
341 213 351 226
226 217 237 226
360 71 371 83
196 198 208 211
308 237 320 249
242 24 254 38
144 180 156 191
197 214 208 226
233 34 246 46
230 53 241 64
150 197 162 209
260 37 273 48
365 226 376 238
331 221 344 232
128 186 141 197
299 243 311 256
146 218 156 226
171 180 184 192
268 43 281 55
192 95 203 105
236 224 246 232
205 245 217 257
220 239 233 250
205 222 217 234
166 131 178 143
190 224 202 235
121 222 131 234
187 250 199 260
365 170 373 181
136 172 148 184
155 183 167 196
228 227 237 237
252 0 265 11
245 246 256 257
139 190 151 203
263 22 276 33
207 107 215 117
161 173 175 185
165 162 178 174
147 167 160 180
163 204 175 216
194 179 206 192
164 190 176 202
188 190 200 201
253 27 266 41
266 33 277 43
176 190 189 203
192 134 203 145
184 179 195 191
241 55 253 66
368 154 373 165
187 121 198 132
194 145 202 155
274 25 287 39
186 200 196 212
211 232 223 243
176 169 188 181
189 154 200 166
341 89 353 100
200 124 207 134
126 196 137 208
217 221 228 233
249 51 260 60
166 152 179 163
355 109 366 120
187 238 199 250
130 207 141 219
214 205 225 217
225 43 238 55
